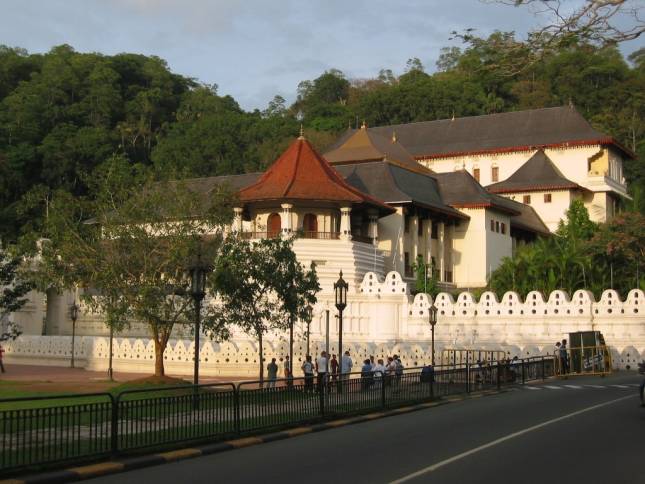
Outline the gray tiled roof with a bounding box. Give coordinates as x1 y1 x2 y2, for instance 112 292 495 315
334 162 466 219
434 171 519 214
329 106 625 158
486 150 581 194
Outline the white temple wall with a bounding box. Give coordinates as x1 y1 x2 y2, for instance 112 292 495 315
5 272 643 375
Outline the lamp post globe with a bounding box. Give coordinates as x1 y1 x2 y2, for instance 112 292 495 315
334 270 348 388
429 303 438 366
70 303 79 368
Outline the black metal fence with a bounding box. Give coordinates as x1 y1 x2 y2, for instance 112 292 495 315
0 356 554 474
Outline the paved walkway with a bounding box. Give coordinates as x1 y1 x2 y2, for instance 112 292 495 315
0 365 252 393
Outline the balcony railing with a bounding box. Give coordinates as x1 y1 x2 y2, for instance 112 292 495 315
240 231 341 240
300 231 340 240
240 231 281 240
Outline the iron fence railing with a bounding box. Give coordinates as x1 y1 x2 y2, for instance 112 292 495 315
1 356 554 474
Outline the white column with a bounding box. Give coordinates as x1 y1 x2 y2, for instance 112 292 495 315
368 210 379 246
424 219 432 263
411 215 419 264
280 203 293 236
232 207 243 233
340 206 352 241
438 221 445 282
448 223 454 283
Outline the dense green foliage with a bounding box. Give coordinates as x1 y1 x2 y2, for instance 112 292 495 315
0 246 32 325
489 201 645 298
1 36 643 243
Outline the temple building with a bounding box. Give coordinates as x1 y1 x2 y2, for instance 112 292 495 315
331 105 631 229
6 106 641 375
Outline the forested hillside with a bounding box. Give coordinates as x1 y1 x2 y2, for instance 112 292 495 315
1 33 643 242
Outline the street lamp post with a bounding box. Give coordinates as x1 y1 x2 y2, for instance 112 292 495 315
189 258 209 389
428 303 438 366
305 305 313 357
334 270 348 389
108 325 114 381
70 303 79 368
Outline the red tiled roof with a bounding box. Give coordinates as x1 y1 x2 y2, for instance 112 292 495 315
238 137 393 213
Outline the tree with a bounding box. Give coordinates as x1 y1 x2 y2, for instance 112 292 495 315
33 156 235 376
497 0 644 47
214 236 319 382
413 256 439 297
0 245 32 334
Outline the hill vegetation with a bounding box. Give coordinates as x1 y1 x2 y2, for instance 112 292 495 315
1 34 643 243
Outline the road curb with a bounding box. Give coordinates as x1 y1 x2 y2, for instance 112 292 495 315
3 389 504 484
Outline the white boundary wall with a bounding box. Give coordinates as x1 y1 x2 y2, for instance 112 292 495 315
4 271 644 375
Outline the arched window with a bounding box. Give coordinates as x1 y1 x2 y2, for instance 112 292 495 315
303 213 318 235
268 213 281 237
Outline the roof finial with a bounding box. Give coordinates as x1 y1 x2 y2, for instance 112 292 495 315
391 131 397 143
361 120 367 130
298 124 305 140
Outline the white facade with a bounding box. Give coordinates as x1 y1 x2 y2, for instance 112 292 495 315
420 145 628 228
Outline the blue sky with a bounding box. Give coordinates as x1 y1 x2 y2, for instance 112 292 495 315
2 0 643 110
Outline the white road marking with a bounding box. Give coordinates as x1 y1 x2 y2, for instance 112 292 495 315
585 385 607 389
525 386 542 390
544 385 563 389
562 385 583 389
388 394 634 484
611 385 631 389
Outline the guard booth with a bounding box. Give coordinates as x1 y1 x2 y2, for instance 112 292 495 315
558 331 612 376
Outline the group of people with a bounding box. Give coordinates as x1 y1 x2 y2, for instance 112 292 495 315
554 339 570 374
265 350 406 392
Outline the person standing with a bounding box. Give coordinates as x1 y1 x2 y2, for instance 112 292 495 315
0 344 5 373
373 358 386 387
361 359 373 391
284 355 293 388
554 342 562 374
316 351 328 393
267 358 278 388
330 354 339 386
560 339 569 374
302 355 314 392
340 350 353 391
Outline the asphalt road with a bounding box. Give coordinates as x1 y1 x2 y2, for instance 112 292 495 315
89 373 644 484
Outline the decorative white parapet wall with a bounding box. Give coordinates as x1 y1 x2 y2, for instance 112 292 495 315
4 271 644 375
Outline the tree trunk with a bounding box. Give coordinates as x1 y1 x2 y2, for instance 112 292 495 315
258 330 264 385
154 337 165 377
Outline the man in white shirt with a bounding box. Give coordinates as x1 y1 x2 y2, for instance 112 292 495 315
341 350 353 375
316 351 328 393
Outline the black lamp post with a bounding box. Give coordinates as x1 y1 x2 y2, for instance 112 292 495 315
108 325 114 381
305 305 313 357
334 270 348 386
189 257 210 388
70 303 79 368
429 303 438 366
